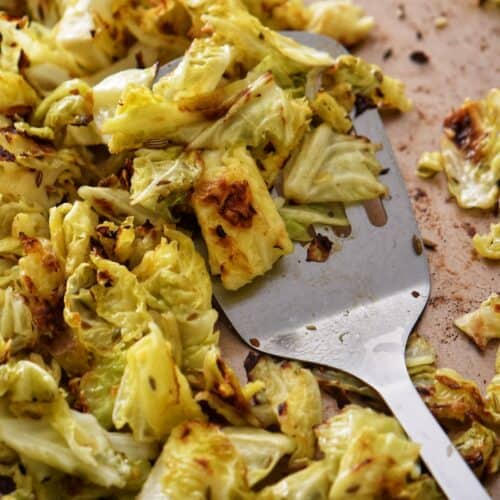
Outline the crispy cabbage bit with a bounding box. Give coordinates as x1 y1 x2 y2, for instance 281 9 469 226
196 347 264 426
307 0 375 47
453 422 498 478
112 0 190 62
275 198 349 242
92 216 163 268
284 124 387 204
454 294 500 349
138 421 251 500
223 427 296 486
324 54 412 112
32 78 100 146
435 88 500 209
310 91 352 134
18 235 66 338
414 367 497 425
112 321 203 442
417 151 444 179
247 356 322 467
0 71 39 115
473 223 500 260
192 147 293 290
316 405 422 499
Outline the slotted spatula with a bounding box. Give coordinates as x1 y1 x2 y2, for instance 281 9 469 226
157 32 489 499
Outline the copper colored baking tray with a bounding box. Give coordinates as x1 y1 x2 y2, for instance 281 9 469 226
220 1 500 496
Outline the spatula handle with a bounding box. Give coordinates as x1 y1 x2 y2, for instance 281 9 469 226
378 372 490 500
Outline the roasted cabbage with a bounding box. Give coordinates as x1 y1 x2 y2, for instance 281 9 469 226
284 123 387 203
473 222 500 260
192 147 293 290
419 88 500 210
1 1 489 497
247 355 323 467
455 294 500 349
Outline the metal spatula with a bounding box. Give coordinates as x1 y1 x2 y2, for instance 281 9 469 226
157 33 488 499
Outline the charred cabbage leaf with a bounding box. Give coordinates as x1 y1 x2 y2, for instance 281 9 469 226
455 294 500 349
137 421 251 499
188 0 335 70
0 127 86 208
316 405 422 499
324 54 412 112
413 367 499 425
189 72 311 186
453 422 498 478
192 147 293 290
247 356 322 467
78 186 161 225
196 347 264 426
423 88 500 209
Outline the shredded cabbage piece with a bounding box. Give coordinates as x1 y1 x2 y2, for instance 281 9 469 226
455 294 500 349
473 223 500 259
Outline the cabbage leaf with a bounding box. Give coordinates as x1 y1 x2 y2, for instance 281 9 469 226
283 123 387 203
192 147 293 290
473 223 500 260
137 421 251 500
112 321 203 442
247 356 322 467
455 294 500 349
